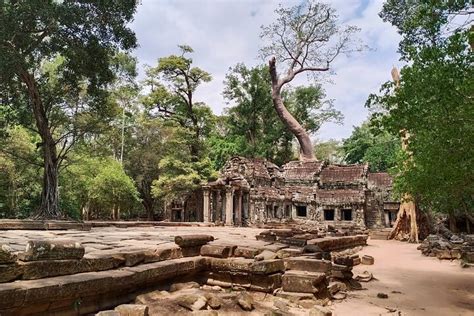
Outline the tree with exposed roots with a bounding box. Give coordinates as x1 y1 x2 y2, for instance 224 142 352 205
260 1 363 161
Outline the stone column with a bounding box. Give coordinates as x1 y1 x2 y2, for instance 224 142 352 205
235 191 242 226
225 186 234 226
202 186 210 223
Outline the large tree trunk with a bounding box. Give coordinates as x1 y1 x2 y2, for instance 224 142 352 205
19 70 64 219
388 194 430 242
269 58 315 161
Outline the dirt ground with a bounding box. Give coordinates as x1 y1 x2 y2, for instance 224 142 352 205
333 239 474 316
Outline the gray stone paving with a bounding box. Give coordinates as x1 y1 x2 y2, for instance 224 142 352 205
0 226 266 255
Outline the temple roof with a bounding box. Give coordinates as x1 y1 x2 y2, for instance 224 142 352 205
282 160 323 182
319 164 367 185
367 172 393 188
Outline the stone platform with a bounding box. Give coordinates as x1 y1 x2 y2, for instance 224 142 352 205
0 225 368 315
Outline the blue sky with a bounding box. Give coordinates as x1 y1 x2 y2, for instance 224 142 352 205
129 0 402 141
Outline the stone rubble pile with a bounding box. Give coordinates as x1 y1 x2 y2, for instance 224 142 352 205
417 234 474 263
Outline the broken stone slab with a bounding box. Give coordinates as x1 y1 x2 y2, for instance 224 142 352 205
255 250 277 261
204 293 222 309
275 291 316 302
18 240 85 261
252 259 286 274
114 304 149 316
206 271 282 293
361 255 374 265
284 258 331 273
135 290 170 305
174 235 214 247
176 294 208 311
327 281 347 296
0 245 16 264
278 238 307 247
277 248 303 258
307 235 368 252
236 292 254 311
282 271 326 294
355 271 373 282
303 244 323 254
169 281 200 292
143 245 183 263
200 245 232 258
233 247 261 259
333 255 359 267
206 257 284 274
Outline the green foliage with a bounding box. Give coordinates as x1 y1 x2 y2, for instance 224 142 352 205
0 126 42 218
60 155 140 220
368 1 473 214
342 121 400 172
151 123 217 201
314 139 343 164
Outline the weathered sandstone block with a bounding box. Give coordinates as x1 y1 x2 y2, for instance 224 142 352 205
200 245 232 258
174 235 214 247
282 271 326 293
285 258 331 273
361 255 374 265
18 240 85 261
114 304 149 316
277 248 303 258
169 281 200 292
0 245 16 264
233 247 261 259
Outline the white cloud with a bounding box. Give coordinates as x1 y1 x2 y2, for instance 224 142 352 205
129 0 401 141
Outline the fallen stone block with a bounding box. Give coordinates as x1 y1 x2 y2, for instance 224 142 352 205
361 255 374 265
282 271 326 294
277 248 303 258
204 293 222 309
255 250 277 261
0 245 16 264
278 238 307 247
114 304 149 316
143 245 182 263
327 281 347 296
200 245 232 258
285 258 331 273
176 294 207 311
252 259 285 274
135 290 170 305
174 235 214 247
236 292 254 311
18 240 85 261
233 247 261 259
275 291 315 302
169 281 200 292
355 271 373 282
303 244 323 254
206 271 281 293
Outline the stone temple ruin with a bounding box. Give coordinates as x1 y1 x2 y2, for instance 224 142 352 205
166 157 400 230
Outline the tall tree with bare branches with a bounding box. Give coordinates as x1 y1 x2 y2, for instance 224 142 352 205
260 1 363 161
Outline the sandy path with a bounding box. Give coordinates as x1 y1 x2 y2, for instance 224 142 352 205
332 239 474 316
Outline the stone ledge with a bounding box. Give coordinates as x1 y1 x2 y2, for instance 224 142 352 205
0 220 91 231
0 257 205 315
307 235 368 251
